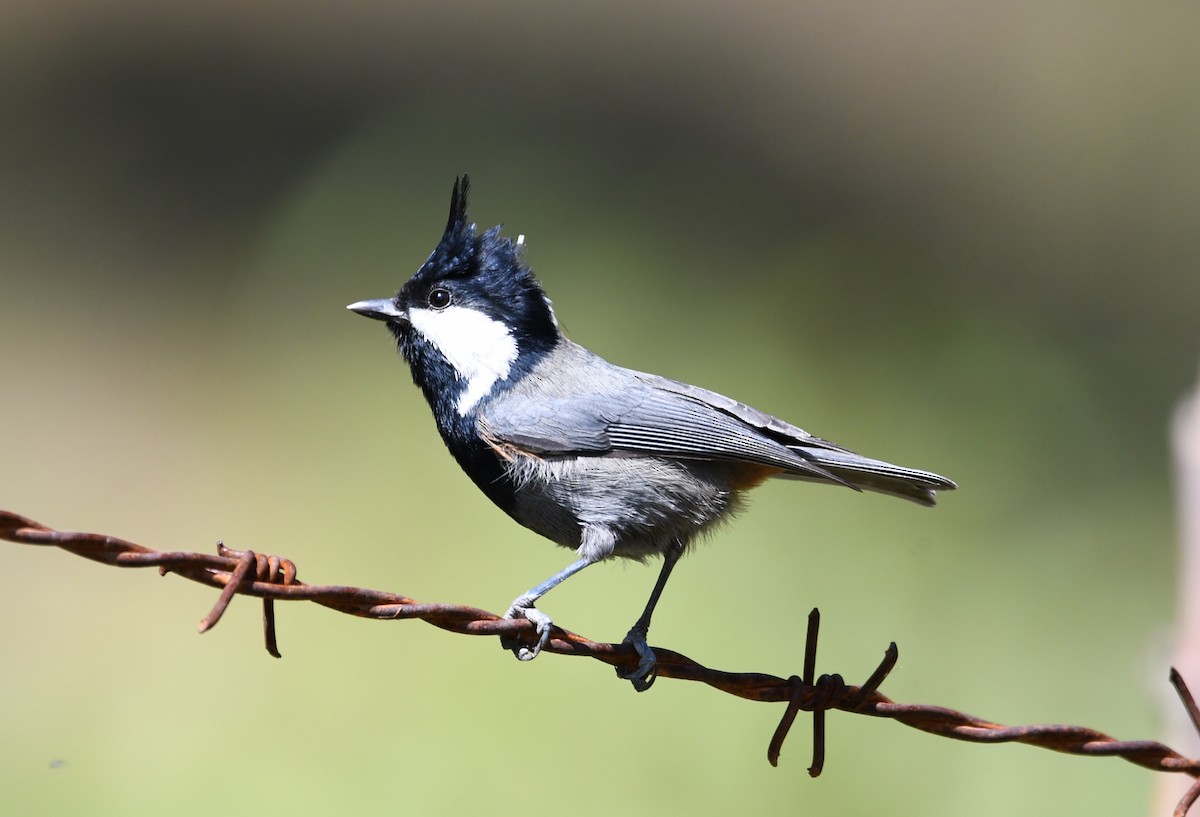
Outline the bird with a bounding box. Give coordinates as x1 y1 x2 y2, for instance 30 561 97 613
348 176 955 691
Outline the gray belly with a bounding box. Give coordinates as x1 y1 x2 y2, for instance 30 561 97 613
506 455 745 561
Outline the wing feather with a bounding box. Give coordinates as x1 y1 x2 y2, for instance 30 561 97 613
478 344 849 485
477 340 954 504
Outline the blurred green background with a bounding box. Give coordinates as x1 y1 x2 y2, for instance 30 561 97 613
2 2 1197 815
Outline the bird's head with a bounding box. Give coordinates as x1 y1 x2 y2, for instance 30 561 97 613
349 176 560 418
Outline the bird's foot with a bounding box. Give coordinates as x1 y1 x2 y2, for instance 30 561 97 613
500 598 553 661
616 627 657 692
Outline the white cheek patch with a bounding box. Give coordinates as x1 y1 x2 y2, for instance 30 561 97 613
407 305 519 415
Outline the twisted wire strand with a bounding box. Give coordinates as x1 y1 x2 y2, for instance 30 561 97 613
4 509 1198 814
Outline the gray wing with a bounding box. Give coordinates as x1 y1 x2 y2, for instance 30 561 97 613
630 372 850 454
478 346 848 485
479 341 954 504
632 372 956 505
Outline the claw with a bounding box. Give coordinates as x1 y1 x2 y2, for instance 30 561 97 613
502 600 553 661
616 628 658 692
498 557 596 662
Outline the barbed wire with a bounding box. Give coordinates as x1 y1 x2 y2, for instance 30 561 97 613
5 507 1199 815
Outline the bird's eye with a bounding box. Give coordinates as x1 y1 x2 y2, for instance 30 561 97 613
428 287 452 309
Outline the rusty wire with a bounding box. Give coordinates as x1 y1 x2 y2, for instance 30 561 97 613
5 508 1200 814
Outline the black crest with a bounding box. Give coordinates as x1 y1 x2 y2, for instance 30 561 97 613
399 176 559 354
446 175 470 235
416 175 481 280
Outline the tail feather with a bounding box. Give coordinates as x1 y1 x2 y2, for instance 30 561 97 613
783 446 957 507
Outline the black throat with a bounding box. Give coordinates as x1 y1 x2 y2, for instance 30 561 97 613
395 323 555 515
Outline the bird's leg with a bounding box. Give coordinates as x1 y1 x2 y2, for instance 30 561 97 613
618 540 686 692
502 557 595 661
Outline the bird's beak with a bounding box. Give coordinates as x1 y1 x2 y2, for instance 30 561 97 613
347 298 406 322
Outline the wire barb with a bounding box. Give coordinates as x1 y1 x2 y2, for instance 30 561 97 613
765 609 898 774
5 508 1200 815
1170 669 1200 817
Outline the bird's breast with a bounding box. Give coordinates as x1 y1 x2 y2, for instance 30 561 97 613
502 454 751 560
